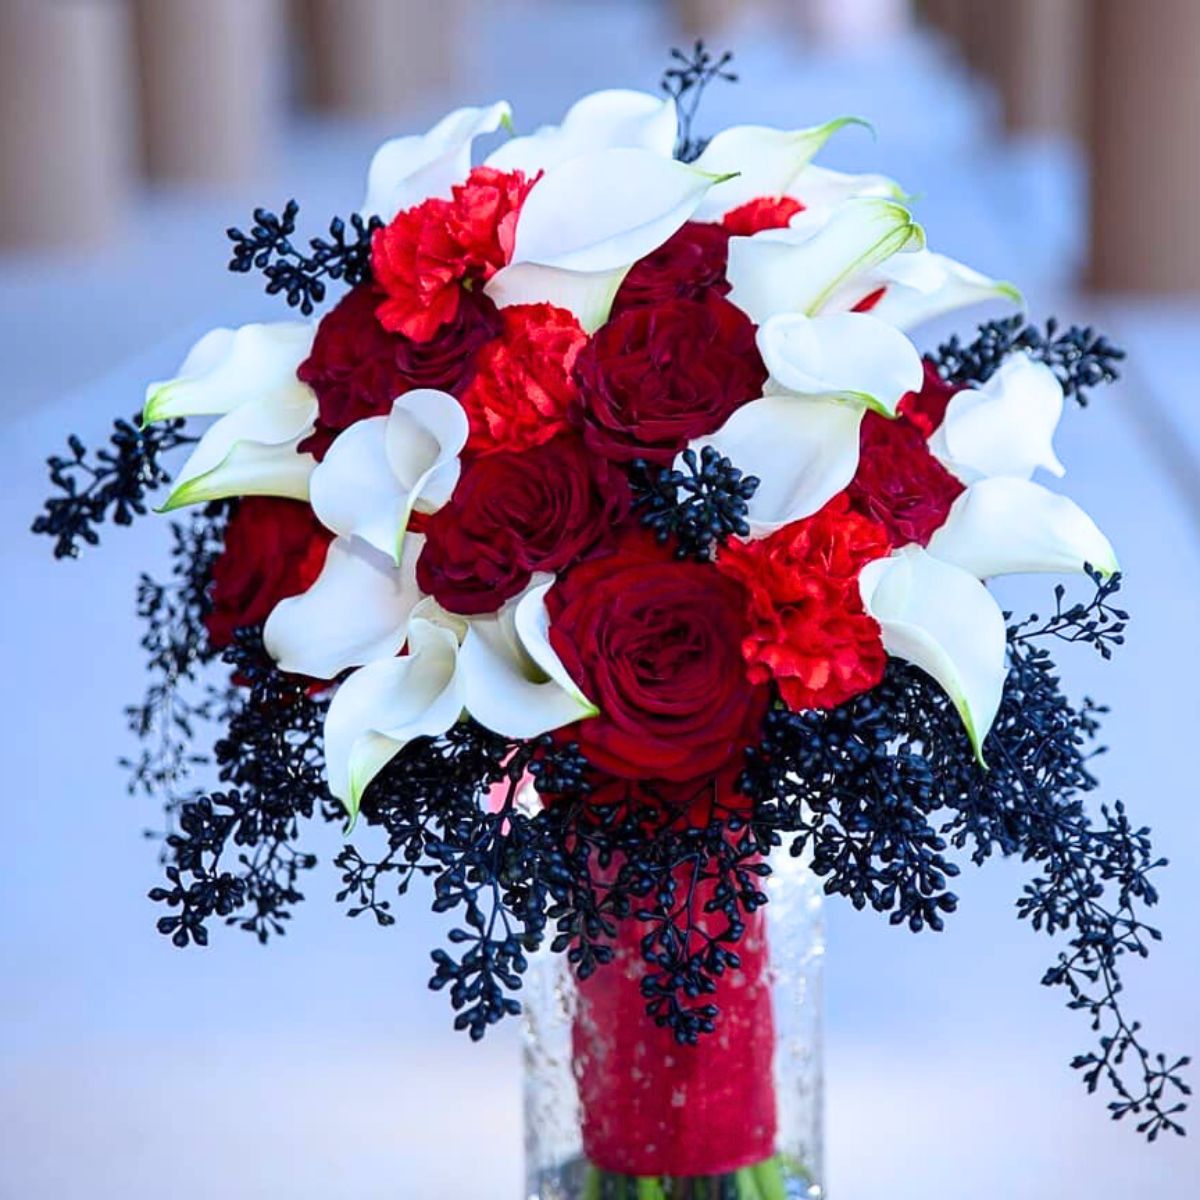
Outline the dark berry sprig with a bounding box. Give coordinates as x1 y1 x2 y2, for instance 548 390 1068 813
661 41 737 162
32 414 196 559
936 315 1125 407
629 446 760 561
227 200 382 315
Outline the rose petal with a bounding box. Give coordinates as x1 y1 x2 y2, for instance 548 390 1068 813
859 546 1007 761
263 533 425 681
926 477 1118 579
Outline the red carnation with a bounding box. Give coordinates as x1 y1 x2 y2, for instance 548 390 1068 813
715 494 890 712
574 293 765 464
547 530 768 782
372 166 536 342
612 221 731 312
417 434 629 615
205 498 331 649
721 195 804 236
459 303 587 455
297 283 500 458
847 410 965 546
897 359 958 438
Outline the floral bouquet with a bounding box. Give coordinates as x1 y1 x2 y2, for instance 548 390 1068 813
35 46 1187 1198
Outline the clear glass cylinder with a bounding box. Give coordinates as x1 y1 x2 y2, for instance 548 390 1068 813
523 852 824 1199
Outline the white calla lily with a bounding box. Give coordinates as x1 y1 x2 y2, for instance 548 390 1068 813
685 395 864 535
144 322 315 425
362 101 512 221
787 163 903 212
263 533 425 681
160 388 317 511
460 578 598 738
927 477 1118 580
485 147 725 330
691 116 868 219
485 88 676 174
757 311 924 415
309 389 468 562
323 619 465 818
725 197 925 325
831 249 1021 330
860 546 1007 761
930 353 1065 483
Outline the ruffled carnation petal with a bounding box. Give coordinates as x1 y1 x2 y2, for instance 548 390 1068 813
459 303 587 455
715 494 890 711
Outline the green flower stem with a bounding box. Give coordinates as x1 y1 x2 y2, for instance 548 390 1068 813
580 1155 798 1199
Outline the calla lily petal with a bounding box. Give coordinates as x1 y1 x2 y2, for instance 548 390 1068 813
484 261 626 333
788 163 903 212
363 101 512 221
263 534 425 681
143 322 315 424
487 148 720 326
459 579 597 739
486 89 676 174
859 546 1007 761
834 249 1022 330
725 197 925 325
926 477 1118 580
160 384 317 510
757 311 924 415
930 353 1065 483
686 395 864 535
691 116 868 220
323 619 464 817
310 389 467 561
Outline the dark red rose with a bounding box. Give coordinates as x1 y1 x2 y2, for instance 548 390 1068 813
721 195 804 236
205 498 331 649
897 359 958 437
612 221 731 312
847 411 965 546
573 293 766 464
417 434 630 615
297 283 500 459
546 531 767 782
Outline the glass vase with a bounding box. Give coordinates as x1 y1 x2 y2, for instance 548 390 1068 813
523 851 824 1199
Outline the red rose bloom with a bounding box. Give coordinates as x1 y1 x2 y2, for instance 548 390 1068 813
715 495 890 711
372 166 535 342
460 303 587 455
297 283 500 458
721 195 804 236
205 498 331 649
417 434 629 615
546 531 768 782
897 359 958 438
574 293 766 464
612 221 731 312
847 410 965 546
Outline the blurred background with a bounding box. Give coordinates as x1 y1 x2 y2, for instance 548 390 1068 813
2 0 1198 1196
